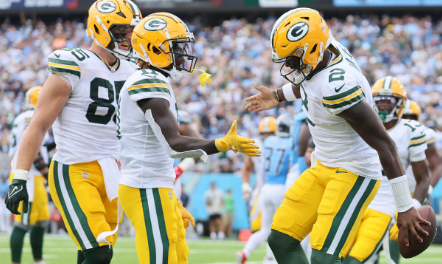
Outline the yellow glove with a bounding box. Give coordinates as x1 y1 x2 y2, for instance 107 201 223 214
389 211 399 241
177 199 195 229
215 121 261 157
190 69 211 87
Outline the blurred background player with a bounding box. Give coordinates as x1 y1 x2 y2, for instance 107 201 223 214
385 99 441 264
237 113 292 264
242 116 276 231
4 1 143 264
205 182 225 240
8 86 50 264
117 12 260 264
342 77 430 264
241 116 276 264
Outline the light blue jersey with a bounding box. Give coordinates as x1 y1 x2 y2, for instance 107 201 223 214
290 112 309 174
263 136 292 185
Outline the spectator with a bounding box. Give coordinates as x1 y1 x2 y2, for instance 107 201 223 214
204 182 224 240
223 188 234 238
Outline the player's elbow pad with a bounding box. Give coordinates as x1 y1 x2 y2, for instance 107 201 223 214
144 110 208 162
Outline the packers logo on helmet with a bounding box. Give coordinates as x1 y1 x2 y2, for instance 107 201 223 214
97 1 116 13
270 8 333 86
132 12 197 81
26 86 43 109
372 76 407 123
87 0 142 58
287 22 309 42
144 18 167 31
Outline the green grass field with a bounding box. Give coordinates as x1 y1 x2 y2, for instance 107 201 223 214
0 234 441 263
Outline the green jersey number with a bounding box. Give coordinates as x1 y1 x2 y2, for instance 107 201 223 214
329 68 345 82
86 78 125 125
61 48 90 61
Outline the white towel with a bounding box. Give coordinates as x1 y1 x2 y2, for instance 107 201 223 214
97 158 120 202
96 158 122 246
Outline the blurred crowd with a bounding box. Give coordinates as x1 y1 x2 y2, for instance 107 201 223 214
2 13 442 177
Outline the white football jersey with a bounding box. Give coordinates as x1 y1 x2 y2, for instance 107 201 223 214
9 109 50 176
48 48 136 164
118 69 178 189
302 40 381 179
406 126 435 192
368 119 427 216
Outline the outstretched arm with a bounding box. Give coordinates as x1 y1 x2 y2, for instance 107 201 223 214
426 145 442 188
245 82 300 113
138 98 260 157
338 100 430 246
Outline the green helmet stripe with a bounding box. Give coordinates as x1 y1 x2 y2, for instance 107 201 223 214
383 76 393 90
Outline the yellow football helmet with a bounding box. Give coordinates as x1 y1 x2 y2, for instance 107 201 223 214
132 12 197 81
258 117 276 134
271 8 333 85
87 0 142 58
403 99 422 122
372 76 407 123
26 86 43 109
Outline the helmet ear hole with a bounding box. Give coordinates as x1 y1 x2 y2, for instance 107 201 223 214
117 12 126 19
152 46 161 55
310 44 317 54
94 24 100 34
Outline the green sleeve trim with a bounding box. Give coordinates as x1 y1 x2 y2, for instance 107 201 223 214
323 86 361 101
133 79 168 86
411 134 426 141
128 87 171 95
323 92 365 109
48 58 79 66
49 66 81 78
408 141 426 149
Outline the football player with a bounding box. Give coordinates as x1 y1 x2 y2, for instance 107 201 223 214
237 114 292 264
117 13 260 264
242 116 276 234
244 8 430 264
385 99 441 264
5 1 142 263
8 87 50 264
342 77 430 264
402 100 442 199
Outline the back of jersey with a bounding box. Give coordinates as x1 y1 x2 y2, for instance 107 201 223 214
263 136 292 185
48 48 136 164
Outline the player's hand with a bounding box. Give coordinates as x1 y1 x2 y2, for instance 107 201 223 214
244 82 279 113
5 179 29 215
177 199 195 228
242 182 252 202
174 166 184 180
397 207 430 246
215 120 261 156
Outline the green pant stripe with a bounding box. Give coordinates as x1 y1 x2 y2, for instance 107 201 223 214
153 189 170 264
61 165 99 248
335 179 377 255
323 176 365 251
27 202 32 225
52 161 86 250
362 219 390 263
140 189 156 264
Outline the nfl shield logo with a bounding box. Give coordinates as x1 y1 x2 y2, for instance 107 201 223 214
82 172 89 179
169 192 172 199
